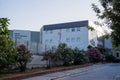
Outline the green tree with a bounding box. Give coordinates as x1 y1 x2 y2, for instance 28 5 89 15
0 18 10 36
0 18 17 72
43 43 74 66
92 0 120 47
42 49 54 68
17 44 32 72
73 48 89 65
57 43 74 66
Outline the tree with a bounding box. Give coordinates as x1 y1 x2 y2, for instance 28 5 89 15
17 44 32 72
92 0 120 47
43 43 74 66
0 18 10 36
42 49 54 68
87 47 102 63
57 43 74 66
73 48 89 65
0 18 17 72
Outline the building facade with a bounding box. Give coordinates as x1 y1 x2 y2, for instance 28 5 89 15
40 20 105 52
9 20 112 54
10 30 40 54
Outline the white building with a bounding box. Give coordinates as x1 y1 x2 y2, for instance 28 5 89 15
10 30 40 54
40 20 105 52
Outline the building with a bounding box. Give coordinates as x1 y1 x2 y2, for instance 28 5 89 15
112 48 120 59
10 30 40 54
9 20 112 54
40 20 105 52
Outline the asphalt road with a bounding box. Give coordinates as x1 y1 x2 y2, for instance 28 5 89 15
24 63 120 80
60 63 120 80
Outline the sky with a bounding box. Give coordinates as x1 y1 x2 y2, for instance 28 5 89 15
0 0 99 31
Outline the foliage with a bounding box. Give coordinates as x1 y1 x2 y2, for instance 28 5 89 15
57 43 74 66
62 47 74 66
43 43 89 67
43 43 74 66
0 18 17 72
87 47 102 63
105 54 115 62
17 44 32 72
0 18 10 36
42 49 54 68
97 47 106 54
87 25 94 31
0 36 17 72
87 45 92 49
92 0 120 47
73 48 89 65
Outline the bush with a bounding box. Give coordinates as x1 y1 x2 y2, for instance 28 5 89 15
87 47 102 63
105 54 115 62
17 44 32 72
73 48 89 65
43 43 89 67
0 18 17 72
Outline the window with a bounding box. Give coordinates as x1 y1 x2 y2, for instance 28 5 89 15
66 38 70 42
50 39 52 43
72 28 75 32
116 53 119 57
77 27 80 31
66 29 70 32
71 38 75 42
77 37 80 42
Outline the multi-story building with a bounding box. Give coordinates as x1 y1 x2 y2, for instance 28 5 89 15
9 20 112 54
40 20 105 52
10 30 40 54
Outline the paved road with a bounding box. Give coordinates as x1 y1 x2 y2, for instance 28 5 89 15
60 63 120 80
24 63 120 80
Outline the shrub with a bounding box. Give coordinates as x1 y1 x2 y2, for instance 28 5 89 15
0 18 17 72
73 48 89 65
105 54 115 62
43 43 89 67
17 44 32 72
87 47 102 63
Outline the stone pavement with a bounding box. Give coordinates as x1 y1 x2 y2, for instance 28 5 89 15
24 63 106 80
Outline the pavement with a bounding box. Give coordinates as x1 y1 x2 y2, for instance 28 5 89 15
61 63 120 80
23 63 106 80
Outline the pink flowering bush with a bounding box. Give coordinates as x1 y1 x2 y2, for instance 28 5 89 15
17 44 32 72
87 47 102 63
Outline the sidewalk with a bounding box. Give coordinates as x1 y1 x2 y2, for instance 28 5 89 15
0 63 92 80
24 63 105 80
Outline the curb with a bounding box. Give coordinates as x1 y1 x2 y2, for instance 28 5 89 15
0 63 93 80
51 64 102 80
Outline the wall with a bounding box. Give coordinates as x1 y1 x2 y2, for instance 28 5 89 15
10 30 41 54
42 26 89 51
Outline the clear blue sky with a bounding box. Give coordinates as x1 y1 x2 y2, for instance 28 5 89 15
0 0 99 31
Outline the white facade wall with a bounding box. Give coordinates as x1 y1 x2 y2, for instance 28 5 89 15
42 26 89 51
12 30 31 49
41 21 107 52
11 30 41 54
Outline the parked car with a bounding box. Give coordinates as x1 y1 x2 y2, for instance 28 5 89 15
114 58 120 63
